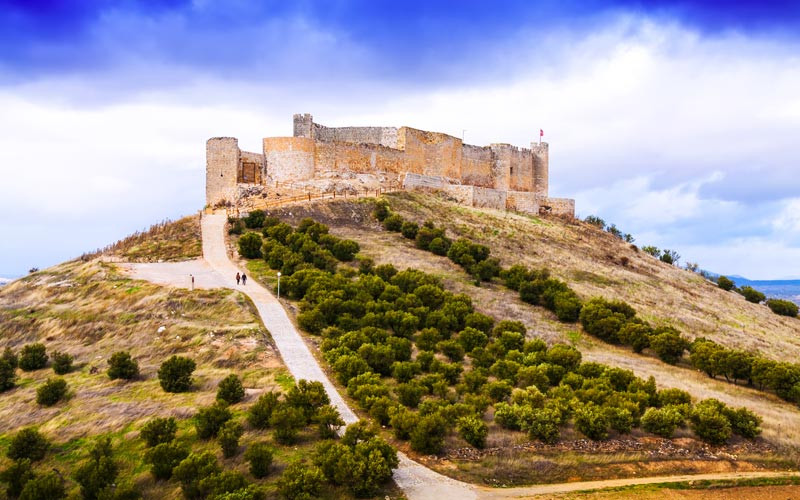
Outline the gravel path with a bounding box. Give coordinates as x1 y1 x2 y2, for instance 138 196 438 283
120 212 798 500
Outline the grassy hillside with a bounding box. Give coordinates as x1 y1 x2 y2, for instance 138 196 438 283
0 228 400 499
243 193 800 485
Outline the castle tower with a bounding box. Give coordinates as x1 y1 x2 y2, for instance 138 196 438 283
293 113 313 139
206 137 240 206
531 142 549 197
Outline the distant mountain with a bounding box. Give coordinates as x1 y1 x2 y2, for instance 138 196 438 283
728 276 800 305
0 277 12 287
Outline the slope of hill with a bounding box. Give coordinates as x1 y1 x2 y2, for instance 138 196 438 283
239 194 800 486
0 242 402 498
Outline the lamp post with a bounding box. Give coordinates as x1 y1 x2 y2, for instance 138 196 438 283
277 271 281 299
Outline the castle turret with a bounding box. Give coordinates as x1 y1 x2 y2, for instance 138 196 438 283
293 113 313 139
531 142 549 197
206 137 239 206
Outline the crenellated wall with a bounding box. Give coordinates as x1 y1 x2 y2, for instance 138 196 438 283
207 114 574 217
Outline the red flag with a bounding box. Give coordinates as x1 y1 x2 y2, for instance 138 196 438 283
540 129 544 137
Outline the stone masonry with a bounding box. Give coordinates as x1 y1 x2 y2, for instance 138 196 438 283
206 114 575 217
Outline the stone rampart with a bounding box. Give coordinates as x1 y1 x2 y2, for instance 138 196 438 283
263 137 315 182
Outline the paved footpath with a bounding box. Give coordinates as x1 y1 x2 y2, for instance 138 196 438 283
121 212 799 500
200 212 478 500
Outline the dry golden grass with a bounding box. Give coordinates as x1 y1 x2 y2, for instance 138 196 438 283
259 194 800 469
87 214 202 262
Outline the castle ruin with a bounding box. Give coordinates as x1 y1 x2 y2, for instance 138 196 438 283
206 114 574 217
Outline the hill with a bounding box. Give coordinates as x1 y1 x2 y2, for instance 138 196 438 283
237 193 800 485
3 193 800 499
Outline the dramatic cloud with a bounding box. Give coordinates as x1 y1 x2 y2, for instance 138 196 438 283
1 2 799 279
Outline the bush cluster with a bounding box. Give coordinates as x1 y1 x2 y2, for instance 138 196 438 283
503 265 582 322
35 377 68 406
233 216 361 279
158 356 196 393
19 343 48 371
237 214 765 449
691 338 800 404
245 379 343 444
766 298 798 317
108 351 139 380
579 298 690 364
313 422 398 497
51 351 73 375
738 286 766 304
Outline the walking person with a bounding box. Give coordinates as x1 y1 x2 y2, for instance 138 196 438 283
242 273 247 285
236 272 241 285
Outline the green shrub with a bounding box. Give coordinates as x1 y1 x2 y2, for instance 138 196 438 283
108 351 139 380
373 200 391 221
382 214 404 231
766 298 798 317
18 343 48 371
243 210 266 229
197 470 248 498
689 399 733 444
277 461 325 500
248 391 280 429
74 437 118 500
51 351 73 375
725 406 762 438
195 401 233 439
717 276 734 291
313 404 345 439
331 239 360 261
456 415 487 448
553 292 582 322
2 347 18 369
437 339 465 362
140 417 178 447
400 221 419 239
738 286 766 304
395 381 426 408
244 442 273 479
389 406 419 440
19 472 66 500
0 458 35 497
238 232 263 259
428 237 450 256
270 404 305 444
218 420 244 458
36 377 68 406
0 358 16 391
641 406 684 437
657 388 692 407
649 328 689 364
521 407 561 444
578 298 635 343
217 374 245 404
410 413 448 455
145 441 189 480
172 452 221 499
158 356 196 393
7 428 49 462
574 404 609 440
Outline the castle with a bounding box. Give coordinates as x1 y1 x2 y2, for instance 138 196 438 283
206 114 574 217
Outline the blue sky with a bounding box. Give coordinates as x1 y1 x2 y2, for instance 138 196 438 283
1 0 800 279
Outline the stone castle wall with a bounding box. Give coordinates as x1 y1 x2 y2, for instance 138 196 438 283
206 114 574 216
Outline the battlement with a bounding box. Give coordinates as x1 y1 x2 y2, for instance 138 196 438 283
206 114 574 217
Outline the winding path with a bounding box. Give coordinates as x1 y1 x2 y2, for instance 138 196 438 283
121 211 799 499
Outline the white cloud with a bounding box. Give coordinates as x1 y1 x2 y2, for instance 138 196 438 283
2 15 800 277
